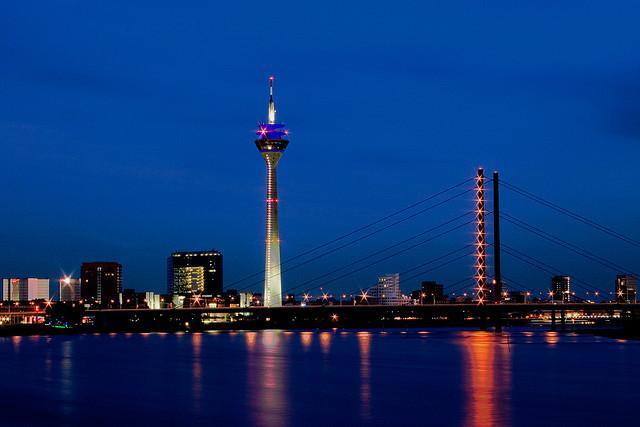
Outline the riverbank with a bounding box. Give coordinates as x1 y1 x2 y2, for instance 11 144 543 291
2 320 639 339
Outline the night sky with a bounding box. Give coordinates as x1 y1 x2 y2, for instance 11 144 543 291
1 1 640 298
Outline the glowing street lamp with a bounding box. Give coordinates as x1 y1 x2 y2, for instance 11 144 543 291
359 289 369 304
193 294 202 307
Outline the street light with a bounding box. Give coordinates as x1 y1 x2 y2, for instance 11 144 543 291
321 291 329 303
359 289 368 305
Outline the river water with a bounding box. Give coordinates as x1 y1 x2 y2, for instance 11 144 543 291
0 328 637 426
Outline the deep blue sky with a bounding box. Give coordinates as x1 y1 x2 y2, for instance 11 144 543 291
1 1 640 298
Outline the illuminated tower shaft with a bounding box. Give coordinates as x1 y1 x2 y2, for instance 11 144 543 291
255 77 289 307
475 168 487 304
262 152 283 307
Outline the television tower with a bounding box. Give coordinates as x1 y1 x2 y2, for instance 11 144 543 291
255 77 289 307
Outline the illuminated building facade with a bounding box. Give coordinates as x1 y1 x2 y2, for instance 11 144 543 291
167 250 223 296
615 274 637 303
1 278 49 301
145 291 162 309
551 275 571 303
81 262 122 304
369 273 404 305
59 276 81 302
255 77 289 307
239 292 253 308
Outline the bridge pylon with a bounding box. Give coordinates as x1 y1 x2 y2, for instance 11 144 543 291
475 168 487 305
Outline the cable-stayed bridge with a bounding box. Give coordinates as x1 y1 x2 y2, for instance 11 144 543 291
224 168 637 306
85 168 640 332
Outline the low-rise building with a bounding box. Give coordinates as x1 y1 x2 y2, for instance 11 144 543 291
2 278 49 301
369 273 405 305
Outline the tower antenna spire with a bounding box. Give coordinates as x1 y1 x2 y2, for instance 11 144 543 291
268 76 276 124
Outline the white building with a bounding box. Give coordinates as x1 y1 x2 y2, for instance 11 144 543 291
2 278 49 301
369 273 405 305
59 277 81 302
239 292 253 308
145 291 161 309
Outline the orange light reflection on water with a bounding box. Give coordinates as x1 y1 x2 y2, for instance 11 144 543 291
300 332 313 351
461 332 512 427
358 332 371 422
545 331 559 346
319 331 332 355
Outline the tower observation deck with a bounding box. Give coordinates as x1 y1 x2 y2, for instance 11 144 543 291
255 77 289 307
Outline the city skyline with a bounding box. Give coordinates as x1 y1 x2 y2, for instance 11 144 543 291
1 2 640 296
3 4 640 427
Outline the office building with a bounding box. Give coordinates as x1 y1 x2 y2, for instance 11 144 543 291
167 250 223 296
551 276 571 303
2 278 49 301
411 280 446 304
369 273 405 305
81 262 122 304
255 77 289 307
59 276 81 302
615 275 637 303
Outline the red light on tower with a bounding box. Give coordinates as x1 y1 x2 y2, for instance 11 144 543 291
475 168 487 305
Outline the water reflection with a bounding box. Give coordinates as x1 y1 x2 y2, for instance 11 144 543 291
44 345 53 384
460 332 512 427
246 331 288 427
192 333 202 412
357 332 371 422
300 332 313 351
545 331 559 347
319 331 332 355
61 340 74 416
245 331 257 351
11 335 21 354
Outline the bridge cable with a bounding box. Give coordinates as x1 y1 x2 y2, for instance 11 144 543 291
501 180 640 248
231 188 475 291
279 213 473 295
337 251 476 303
227 177 474 287
501 212 638 276
282 219 475 299
500 244 607 296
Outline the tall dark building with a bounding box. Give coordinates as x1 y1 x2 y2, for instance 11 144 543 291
167 250 223 297
81 262 122 304
615 275 637 303
551 276 571 303
411 281 446 304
